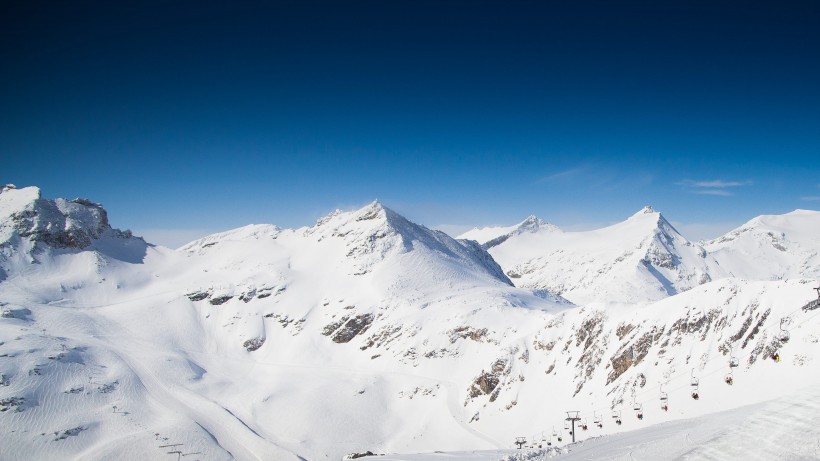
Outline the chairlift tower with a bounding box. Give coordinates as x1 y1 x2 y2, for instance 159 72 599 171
515 436 527 449
565 411 581 443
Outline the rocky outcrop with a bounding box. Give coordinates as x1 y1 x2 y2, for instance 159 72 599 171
323 314 375 344
468 358 510 402
243 337 265 352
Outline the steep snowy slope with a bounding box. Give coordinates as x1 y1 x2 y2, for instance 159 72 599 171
704 209 820 281
465 207 717 305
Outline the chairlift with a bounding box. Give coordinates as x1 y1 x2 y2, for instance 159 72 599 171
724 370 734 385
690 369 699 387
552 426 558 437
593 411 603 428
612 409 622 425
515 437 527 449
581 418 589 431
771 352 781 362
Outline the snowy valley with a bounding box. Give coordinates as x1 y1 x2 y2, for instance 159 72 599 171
1 184 820 461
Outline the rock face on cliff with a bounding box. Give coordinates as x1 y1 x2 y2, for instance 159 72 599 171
0 185 148 271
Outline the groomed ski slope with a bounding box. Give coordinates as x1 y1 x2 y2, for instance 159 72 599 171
364 384 820 460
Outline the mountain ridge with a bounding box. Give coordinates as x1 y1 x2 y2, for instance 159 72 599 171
2 187 820 460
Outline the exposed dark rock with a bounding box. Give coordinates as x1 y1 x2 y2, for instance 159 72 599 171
345 451 380 459
322 316 349 336
243 337 265 352
468 359 509 401
186 290 211 302
573 312 607 395
97 380 118 393
331 314 375 343
448 326 488 343
616 323 635 340
0 396 25 412
606 326 662 385
470 372 500 398
209 295 233 305
239 289 257 302
361 325 402 350
802 299 820 312
533 339 556 351
742 308 771 349
53 426 85 441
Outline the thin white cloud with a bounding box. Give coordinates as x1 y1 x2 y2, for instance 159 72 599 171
688 180 751 188
801 196 820 202
678 179 752 196
537 166 587 183
694 189 735 197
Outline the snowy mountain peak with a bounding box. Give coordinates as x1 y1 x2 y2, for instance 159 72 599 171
0 185 117 249
623 205 682 238
0 186 147 271
519 215 546 230
627 205 667 226
305 202 514 284
458 215 559 250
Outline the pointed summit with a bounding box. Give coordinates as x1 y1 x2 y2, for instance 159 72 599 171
630 205 657 218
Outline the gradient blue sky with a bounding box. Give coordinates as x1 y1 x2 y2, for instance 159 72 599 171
3 1 819 247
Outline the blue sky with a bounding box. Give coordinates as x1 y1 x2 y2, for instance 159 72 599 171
3 1 819 247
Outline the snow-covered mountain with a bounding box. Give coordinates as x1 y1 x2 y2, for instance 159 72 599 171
460 206 718 305
459 216 559 250
2 186 820 461
704 209 820 281
461 207 820 306
0 184 150 279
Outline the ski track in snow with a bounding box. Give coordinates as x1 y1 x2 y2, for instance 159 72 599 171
62 308 303 460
